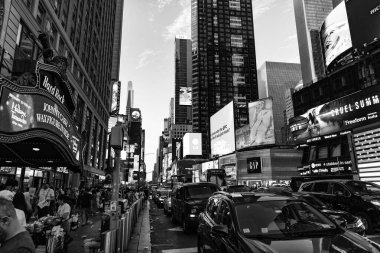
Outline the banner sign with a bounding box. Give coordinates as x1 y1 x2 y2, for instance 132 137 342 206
289 85 380 144
247 157 262 174
298 159 352 176
110 81 121 116
179 87 192 106
36 62 75 115
0 86 80 158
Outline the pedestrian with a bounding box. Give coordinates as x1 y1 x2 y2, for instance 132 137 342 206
0 198 35 252
37 183 55 218
78 188 92 226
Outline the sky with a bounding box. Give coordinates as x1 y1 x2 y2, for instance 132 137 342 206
119 0 300 181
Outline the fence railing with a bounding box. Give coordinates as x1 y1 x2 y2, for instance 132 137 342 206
101 197 144 253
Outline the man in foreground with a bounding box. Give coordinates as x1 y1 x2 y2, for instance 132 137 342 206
0 198 35 252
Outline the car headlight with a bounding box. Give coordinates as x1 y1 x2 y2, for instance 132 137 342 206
370 200 380 209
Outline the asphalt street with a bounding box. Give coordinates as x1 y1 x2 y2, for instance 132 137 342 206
149 199 197 253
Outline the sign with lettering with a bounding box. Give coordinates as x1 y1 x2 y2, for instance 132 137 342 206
36 62 75 115
0 86 80 158
0 167 15 174
56 167 69 173
298 158 352 176
247 157 262 174
289 85 380 144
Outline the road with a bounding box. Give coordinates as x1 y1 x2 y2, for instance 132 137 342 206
150 199 197 253
149 199 380 252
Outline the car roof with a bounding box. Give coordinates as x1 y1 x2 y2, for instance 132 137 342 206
214 192 297 204
301 179 351 184
182 182 219 187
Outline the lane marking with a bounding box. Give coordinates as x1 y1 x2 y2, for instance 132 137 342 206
161 247 197 253
167 226 183 232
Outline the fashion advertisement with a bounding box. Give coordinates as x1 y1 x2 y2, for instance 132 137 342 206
289 85 380 144
179 87 192 105
320 1 352 68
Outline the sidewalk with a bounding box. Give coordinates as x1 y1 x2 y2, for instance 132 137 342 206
127 201 152 253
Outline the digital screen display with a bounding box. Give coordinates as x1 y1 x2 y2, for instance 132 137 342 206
179 87 192 106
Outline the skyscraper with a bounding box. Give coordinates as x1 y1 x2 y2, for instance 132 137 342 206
258 62 302 144
293 0 334 85
191 0 258 157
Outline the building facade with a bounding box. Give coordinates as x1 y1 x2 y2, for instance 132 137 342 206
293 0 334 85
191 0 258 157
0 0 123 188
258 62 302 144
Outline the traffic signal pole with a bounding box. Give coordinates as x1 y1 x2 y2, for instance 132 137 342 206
110 148 121 230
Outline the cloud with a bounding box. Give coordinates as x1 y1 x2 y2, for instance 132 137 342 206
163 3 191 40
252 0 277 19
286 34 297 41
136 49 160 69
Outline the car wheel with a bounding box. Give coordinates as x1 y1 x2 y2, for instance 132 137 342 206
356 212 374 234
183 217 190 234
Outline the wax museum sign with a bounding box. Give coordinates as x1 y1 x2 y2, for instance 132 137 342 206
0 85 80 157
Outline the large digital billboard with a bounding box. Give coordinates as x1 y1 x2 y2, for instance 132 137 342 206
320 1 352 68
210 101 235 157
235 98 275 149
179 87 192 106
289 85 380 144
183 133 202 157
346 0 380 50
110 81 121 116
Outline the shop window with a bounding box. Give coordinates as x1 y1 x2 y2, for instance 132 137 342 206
317 146 328 159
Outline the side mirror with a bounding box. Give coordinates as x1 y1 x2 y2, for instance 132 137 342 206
211 225 229 237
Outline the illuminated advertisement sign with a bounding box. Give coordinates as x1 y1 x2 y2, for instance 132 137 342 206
320 1 352 68
179 87 192 106
298 158 352 176
201 160 219 173
346 0 380 50
211 101 236 157
289 85 380 144
110 81 121 116
183 133 202 157
247 157 262 174
236 98 275 150
0 86 80 157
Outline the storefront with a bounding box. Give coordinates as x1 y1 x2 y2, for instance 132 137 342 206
0 60 81 189
290 84 380 181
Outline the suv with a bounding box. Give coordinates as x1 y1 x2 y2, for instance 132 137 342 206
298 179 380 233
171 182 219 233
197 192 379 253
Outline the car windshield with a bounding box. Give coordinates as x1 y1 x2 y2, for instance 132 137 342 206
235 200 336 239
346 181 380 196
185 185 218 199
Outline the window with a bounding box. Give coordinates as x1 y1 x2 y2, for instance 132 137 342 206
233 73 245 86
36 2 47 25
229 0 240 10
217 201 231 227
299 182 313 192
232 54 244 66
330 143 341 157
318 146 328 159
231 35 243 47
206 198 220 221
313 182 329 193
230 17 242 28
330 183 349 196
14 23 41 62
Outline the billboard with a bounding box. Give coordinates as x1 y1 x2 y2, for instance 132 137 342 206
346 0 380 50
235 98 275 149
247 157 262 174
183 133 202 157
320 1 352 68
179 87 192 106
210 101 236 157
289 85 380 144
110 81 121 116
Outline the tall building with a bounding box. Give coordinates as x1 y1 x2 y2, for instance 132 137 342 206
127 81 134 108
0 0 124 187
258 62 302 144
191 0 258 157
293 0 334 85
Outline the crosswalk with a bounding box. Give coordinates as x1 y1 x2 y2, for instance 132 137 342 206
161 247 197 253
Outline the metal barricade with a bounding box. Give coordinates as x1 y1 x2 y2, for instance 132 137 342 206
102 197 144 253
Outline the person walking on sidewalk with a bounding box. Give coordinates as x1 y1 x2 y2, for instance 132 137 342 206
37 183 54 218
78 188 92 226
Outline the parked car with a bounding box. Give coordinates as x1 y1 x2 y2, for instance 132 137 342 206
153 187 171 204
255 186 365 235
164 195 172 216
197 192 380 253
171 182 219 233
225 185 251 193
298 180 380 234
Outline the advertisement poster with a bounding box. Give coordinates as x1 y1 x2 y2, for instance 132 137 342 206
0 86 80 157
320 1 352 68
183 133 202 156
179 87 192 105
210 101 236 157
346 0 380 50
110 81 121 116
247 157 262 174
289 85 380 144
